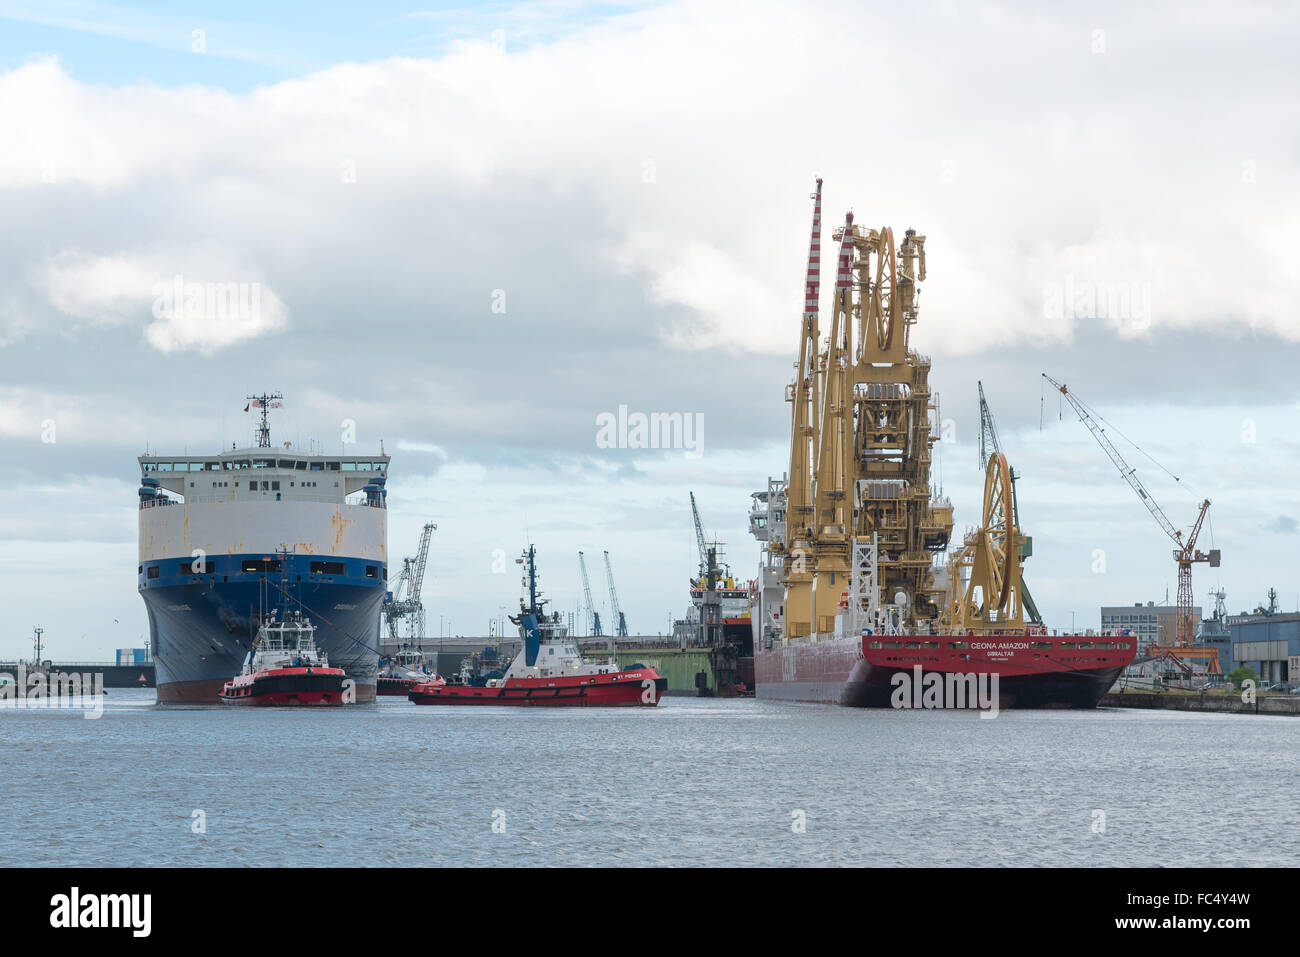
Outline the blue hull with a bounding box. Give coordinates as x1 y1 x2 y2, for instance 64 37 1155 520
139 553 384 703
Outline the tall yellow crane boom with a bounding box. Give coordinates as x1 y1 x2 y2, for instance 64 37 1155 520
1042 373 1220 646
779 179 952 638
780 179 824 638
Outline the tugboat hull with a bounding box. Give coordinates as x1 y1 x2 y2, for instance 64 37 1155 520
409 670 667 706
377 676 422 696
219 667 348 706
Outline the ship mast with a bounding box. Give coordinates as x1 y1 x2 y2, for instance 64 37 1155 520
245 391 284 449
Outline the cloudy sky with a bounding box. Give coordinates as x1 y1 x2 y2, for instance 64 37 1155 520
2 0 1298 660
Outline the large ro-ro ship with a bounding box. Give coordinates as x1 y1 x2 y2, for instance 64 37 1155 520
138 396 388 703
746 181 1134 708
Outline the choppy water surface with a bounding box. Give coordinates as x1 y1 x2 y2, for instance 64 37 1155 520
1 691 1294 866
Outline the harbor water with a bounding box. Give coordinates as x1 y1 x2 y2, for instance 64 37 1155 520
2 691 1294 867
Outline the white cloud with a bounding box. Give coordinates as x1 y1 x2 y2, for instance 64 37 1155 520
1 3 1297 360
34 247 288 353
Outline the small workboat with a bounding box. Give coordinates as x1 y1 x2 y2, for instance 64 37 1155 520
377 644 439 696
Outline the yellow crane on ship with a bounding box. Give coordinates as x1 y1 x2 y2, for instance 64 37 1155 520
778 181 954 638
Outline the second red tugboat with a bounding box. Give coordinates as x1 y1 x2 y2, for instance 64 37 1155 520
408 546 667 707
219 611 349 706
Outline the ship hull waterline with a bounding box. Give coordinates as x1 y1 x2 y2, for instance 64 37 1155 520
755 635 1132 709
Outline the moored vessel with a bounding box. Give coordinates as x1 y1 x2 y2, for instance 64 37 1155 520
748 180 1135 708
408 547 667 707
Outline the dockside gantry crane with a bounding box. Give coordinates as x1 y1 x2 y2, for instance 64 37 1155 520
578 550 603 637
1042 373 1219 647
383 521 436 640
602 550 629 637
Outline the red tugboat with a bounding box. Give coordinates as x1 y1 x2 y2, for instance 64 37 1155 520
408 546 667 707
219 611 349 706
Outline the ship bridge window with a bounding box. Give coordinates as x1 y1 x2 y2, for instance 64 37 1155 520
147 566 160 579
279 459 297 469
326 462 340 471
948 641 969 649
310 561 345 576
296 461 307 470
1030 642 1052 649
253 459 273 469
1059 642 1077 649
310 461 323 471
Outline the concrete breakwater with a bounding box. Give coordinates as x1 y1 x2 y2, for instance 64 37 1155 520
1103 692 1300 715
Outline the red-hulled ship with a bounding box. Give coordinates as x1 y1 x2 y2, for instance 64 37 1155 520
219 611 348 706
752 628 1133 709
745 179 1136 708
408 547 667 707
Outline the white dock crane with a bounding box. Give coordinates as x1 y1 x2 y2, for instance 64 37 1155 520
578 550 603 637
383 522 436 640
603 550 629 637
